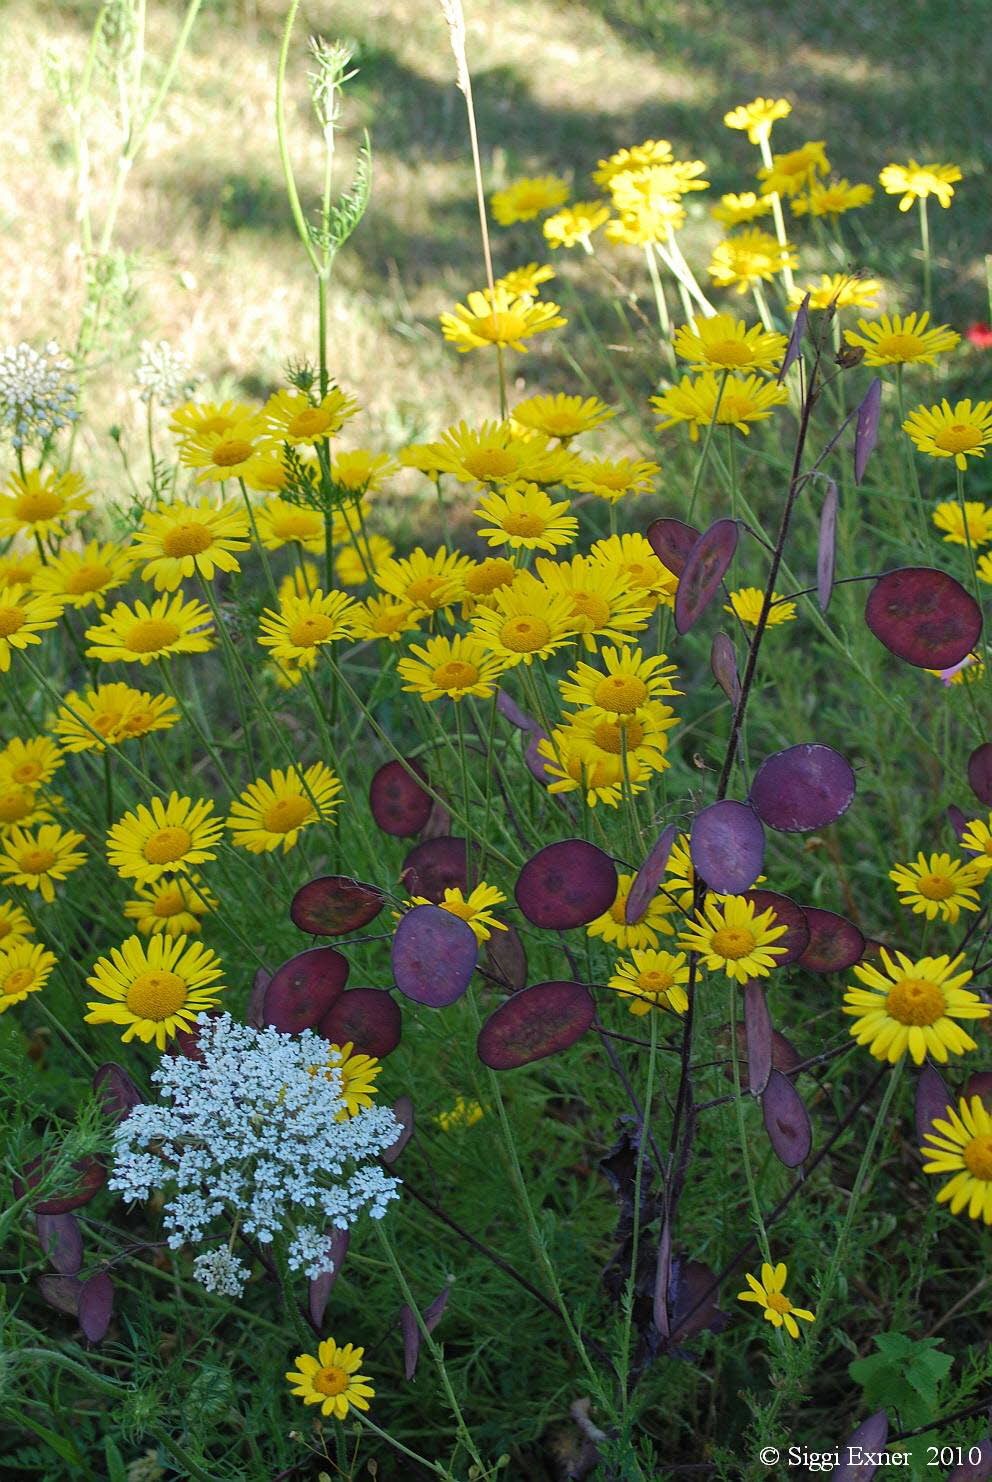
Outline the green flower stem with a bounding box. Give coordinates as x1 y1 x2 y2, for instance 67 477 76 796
686 369 730 524
618 1006 659 1405
894 366 930 546
757 134 796 301
751 280 774 333
354 1413 460 1481
919 195 932 316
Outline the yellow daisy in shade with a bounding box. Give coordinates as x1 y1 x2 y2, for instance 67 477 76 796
708 230 798 293
651 372 788 440
178 412 273 485
408 882 508 945
375 546 473 617
843 312 960 367
285 1337 374 1420
440 287 567 354
123 875 217 937
227 763 341 854
711 192 774 228
437 1096 484 1131
536 554 653 651
723 97 792 146
278 562 321 604
0 546 41 592
84 934 225 1050
107 794 223 884
0 781 54 837
561 645 681 717
460 556 520 616
130 498 251 590
0 469 91 540
397 634 508 703
791 178 874 217
254 496 326 553
495 263 557 297
430 420 570 487
32 541 135 609
610 159 709 207
0 589 63 672
243 451 291 493
85 594 214 666
332 450 396 494
903 399 992 472
475 482 578 553
568 700 677 774
788 274 881 312
922 1096 992 1224
0 898 34 949
0 940 56 1011
334 532 394 587
590 533 679 610
470 573 578 667
0 824 86 903
661 835 697 912
53 683 178 752
587 872 676 950
961 814 992 871
674 314 787 373
678 895 787 983
933 501 992 546
605 197 687 247
262 386 357 445
538 725 651 808
566 456 660 503
398 441 449 479
757 141 830 197
724 587 796 627
0 737 62 788
843 949 988 1064
511 393 614 441
609 949 690 1015
312 1042 383 1120
351 595 421 644
737 1263 815 1339
543 202 610 250
257 588 359 665
879 159 962 212
593 139 674 190
491 175 569 225
169 399 258 443
889 852 983 924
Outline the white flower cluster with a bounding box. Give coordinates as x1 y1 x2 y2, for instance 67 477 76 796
134 339 198 406
192 1247 251 1296
110 1013 402 1294
0 340 78 450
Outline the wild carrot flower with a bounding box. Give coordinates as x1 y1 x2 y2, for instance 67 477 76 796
902 399 992 471
490 175 569 225
737 1263 815 1338
286 1338 375 1419
922 1096 992 1223
932 501 992 546
673 313 787 373
889 852 983 924
586 872 676 949
85 594 215 665
879 159 961 211
724 587 796 626
609 950 690 1015
106 794 223 884
440 287 566 353
0 824 86 903
85 934 226 1050
844 312 960 367
707 230 798 293
226 763 342 853
0 339 78 449
723 97 792 146
843 949 988 1063
130 499 251 589
678 896 788 983
0 940 56 1010
475 482 578 552
134 340 197 405
397 634 508 703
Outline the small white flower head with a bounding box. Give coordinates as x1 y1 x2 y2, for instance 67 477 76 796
109 1013 402 1293
134 340 198 406
0 339 78 450
192 1247 250 1296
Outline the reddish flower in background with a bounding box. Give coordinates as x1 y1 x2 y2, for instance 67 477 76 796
966 322 992 349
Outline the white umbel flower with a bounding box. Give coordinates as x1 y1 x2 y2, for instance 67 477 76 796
192 1247 251 1296
109 1013 401 1288
0 340 79 449
134 340 198 406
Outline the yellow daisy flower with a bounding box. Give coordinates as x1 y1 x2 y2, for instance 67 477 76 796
0 781 54 837
257 588 359 664
724 587 796 627
0 940 56 1011
440 287 567 353
332 450 396 494
710 192 774 228
52 683 178 752
677 895 788 983
169 399 258 443
879 159 962 212
495 263 556 297
903 399 992 471
0 824 86 903
0 737 62 788
261 386 358 445
535 554 652 651
889 852 983 924
436 1096 484 1131
537 727 651 809
398 442 449 479
407 882 508 944
84 933 226 1050
609 160 709 208
708 230 798 293
278 562 321 604
960 814 992 871
470 573 578 667
543 202 610 250
397 634 508 703
179 412 274 485
586 872 676 950
123 875 217 937
351 595 421 644
843 312 960 368
243 451 291 493
285 1337 374 1420
922 1095 992 1224
0 546 41 592
254 496 326 553
791 178 874 217
130 499 250 590
651 371 788 440
593 139 674 190
0 469 91 540
0 898 34 949
226 762 341 854
32 541 135 609
460 556 520 616
475 482 578 553
431 420 572 487
560 645 681 717
723 97 792 146
491 175 569 225
566 456 660 503
662 835 697 911
608 949 690 1015
106 794 223 884
757 141 830 197
589 532 679 609
0 589 64 672
674 313 787 373
933 501 992 547
511 393 614 441
605 198 687 247
85 594 214 666
737 1263 815 1339
374 546 472 617
788 274 881 312
334 532 394 587
844 949 988 1064
312 1042 383 1120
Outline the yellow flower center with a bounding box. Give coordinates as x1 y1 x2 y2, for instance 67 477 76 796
638 968 674 992
0 564 34 588
121 708 156 737
261 796 313 834
370 608 410 635
287 407 332 439
464 450 518 480
963 1133 992 1182
710 926 757 960
153 886 187 918
0 605 26 637
125 970 188 1020
287 613 334 647
500 510 548 537
610 893 634 925
10 760 43 784
917 872 956 901
464 559 515 596
499 615 551 652
765 1291 792 1314
936 425 982 454
3 967 35 994
313 1365 349 1397
572 592 611 628
0 788 36 823
0 920 11 940
474 311 527 344
593 673 648 714
874 333 925 360
592 717 645 754
14 489 63 522
405 575 446 608
65 562 113 594
707 339 758 367
885 976 946 1026
18 847 56 874
125 618 181 654
161 522 215 558
432 659 479 690
91 709 125 737
721 391 760 421
274 511 321 541
142 826 193 865
210 438 255 468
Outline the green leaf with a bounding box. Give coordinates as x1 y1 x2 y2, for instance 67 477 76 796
849 1332 952 1428
103 1436 127 1482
